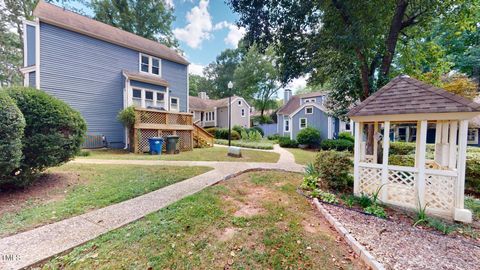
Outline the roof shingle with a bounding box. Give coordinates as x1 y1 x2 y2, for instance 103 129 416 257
277 91 326 115
34 1 189 65
347 75 480 117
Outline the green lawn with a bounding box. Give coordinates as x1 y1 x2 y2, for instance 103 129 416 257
42 171 361 269
0 164 211 237
79 147 279 163
215 139 276 149
286 148 319 165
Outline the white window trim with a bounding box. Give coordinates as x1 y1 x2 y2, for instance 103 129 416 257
467 128 478 144
299 118 307 129
237 100 242 106
139 53 162 76
284 118 290 132
129 86 168 109
170 97 179 112
241 108 246 117
304 98 316 103
305 106 313 115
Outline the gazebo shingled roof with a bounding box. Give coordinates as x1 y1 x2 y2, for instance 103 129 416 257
347 75 480 117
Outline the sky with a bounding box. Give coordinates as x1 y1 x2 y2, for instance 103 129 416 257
57 0 307 92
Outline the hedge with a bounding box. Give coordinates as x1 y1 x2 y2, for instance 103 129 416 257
314 150 353 192
4 86 87 187
279 136 298 148
297 127 321 148
214 128 241 140
320 139 354 152
0 92 26 186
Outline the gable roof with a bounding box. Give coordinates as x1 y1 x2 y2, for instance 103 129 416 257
189 96 251 111
277 91 325 115
347 75 480 117
33 1 189 65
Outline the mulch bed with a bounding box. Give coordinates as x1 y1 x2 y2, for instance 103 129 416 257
321 202 480 270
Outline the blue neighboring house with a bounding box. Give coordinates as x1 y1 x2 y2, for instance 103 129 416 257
276 90 353 141
21 1 190 148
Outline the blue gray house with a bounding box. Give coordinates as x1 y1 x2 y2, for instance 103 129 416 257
276 90 352 140
21 1 189 148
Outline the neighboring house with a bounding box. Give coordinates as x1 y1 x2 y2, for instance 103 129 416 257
189 92 251 128
21 1 189 148
276 90 351 140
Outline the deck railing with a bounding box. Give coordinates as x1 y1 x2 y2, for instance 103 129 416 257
132 108 194 153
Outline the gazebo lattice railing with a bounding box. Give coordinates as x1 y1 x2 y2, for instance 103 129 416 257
347 75 480 223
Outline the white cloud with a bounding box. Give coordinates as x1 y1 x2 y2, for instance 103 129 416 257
173 0 213 49
214 21 246 48
189 63 205 76
287 76 309 92
164 0 175 8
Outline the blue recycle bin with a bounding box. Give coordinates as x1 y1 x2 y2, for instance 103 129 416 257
148 137 164 155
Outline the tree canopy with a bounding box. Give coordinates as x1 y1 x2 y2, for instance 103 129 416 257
229 0 478 117
90 0 179 48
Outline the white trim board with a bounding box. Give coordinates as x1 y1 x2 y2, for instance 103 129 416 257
35 18 40 89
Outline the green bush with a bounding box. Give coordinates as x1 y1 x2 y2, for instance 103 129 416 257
250 126 264 137
4 86 87 187
205 127 217 136
389 142 416 155
364 204 387 218
252 115 274 124
214 128 240 140
320 139 354 152
314 150 353 192
466 153 480 193
241 129 262 142
388 154 415 167
232 125 244 135
117 106 135 128
297 127 321 148
0 92 26 186
338 132 354 142
267 134 281 141
278 136 298 148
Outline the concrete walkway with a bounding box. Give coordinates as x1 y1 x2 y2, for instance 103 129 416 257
0 145 303 270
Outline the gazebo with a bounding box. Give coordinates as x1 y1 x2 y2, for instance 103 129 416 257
347 75 480 223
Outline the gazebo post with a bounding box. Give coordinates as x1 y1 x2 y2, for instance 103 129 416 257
373 121 379 163
454 120 472 222
381 121 390 201
416 120 428 209
448 121 458 169
353 121 362 195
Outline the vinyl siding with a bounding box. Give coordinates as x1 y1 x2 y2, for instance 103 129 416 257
28 71 36 88
26 24 36 66
291 106 329 140
38 22 187 147
230 98 250 128
130 80 166 92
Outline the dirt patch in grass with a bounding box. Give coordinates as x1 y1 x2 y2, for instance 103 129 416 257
0 172 84 216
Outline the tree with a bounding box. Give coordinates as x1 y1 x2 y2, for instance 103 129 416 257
441 74 478 100
233 45 280 116
90 0 178 48
203 46 246 98
188 74 211 97
228 0 460 112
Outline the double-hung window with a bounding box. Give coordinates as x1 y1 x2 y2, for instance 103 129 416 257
132 89 142 107
468 129 478 144
284 119 290 132
299 118 307 129
241 108 246 117
131 88 166 109
145 91 154 107
170 97 179 112
140 53 161 76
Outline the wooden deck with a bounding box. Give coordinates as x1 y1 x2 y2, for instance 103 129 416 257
132 108 213 153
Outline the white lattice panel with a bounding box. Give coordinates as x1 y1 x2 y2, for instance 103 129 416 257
138 129 159 152
425 174 455 212
359 166 381 195
386 169 416 206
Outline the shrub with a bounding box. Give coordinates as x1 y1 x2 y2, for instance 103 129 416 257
466 153 480 193
320 139 354 152
0 92 26 186
388 154 415 167
364 204 387 218
241 130 262 142
214 128 240 140
267 134 281 141
232 125 244 134
4 86 87 187
278 136 298 148
205 127 217 136
338 132 354 142
389 142 416 155
314 150 353 192
117 106 135 128
250 126 264 136
297 127 321 148
252 115 274 124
